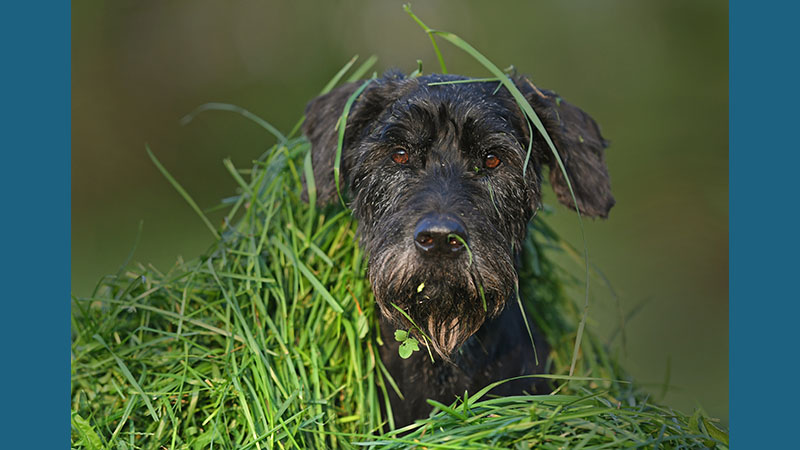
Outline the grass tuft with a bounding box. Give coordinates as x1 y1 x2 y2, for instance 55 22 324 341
72 127 727 449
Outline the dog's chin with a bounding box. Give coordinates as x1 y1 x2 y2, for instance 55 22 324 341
371 271 510 361
367 242 518 360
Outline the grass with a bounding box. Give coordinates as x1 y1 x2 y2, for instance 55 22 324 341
70 134 728 449
71 11 728 450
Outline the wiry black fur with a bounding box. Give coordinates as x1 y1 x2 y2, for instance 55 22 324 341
302 72 613 427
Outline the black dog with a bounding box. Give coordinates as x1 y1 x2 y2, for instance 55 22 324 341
302 71 613 427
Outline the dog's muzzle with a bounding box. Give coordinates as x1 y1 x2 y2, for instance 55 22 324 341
413 213 469 257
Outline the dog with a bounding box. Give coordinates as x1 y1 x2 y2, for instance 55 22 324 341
302 71 614 427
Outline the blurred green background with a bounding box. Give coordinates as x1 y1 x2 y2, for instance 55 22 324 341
72 1 728 422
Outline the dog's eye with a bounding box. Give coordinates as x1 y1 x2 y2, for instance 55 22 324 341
391 149 410 165
484 154 501 169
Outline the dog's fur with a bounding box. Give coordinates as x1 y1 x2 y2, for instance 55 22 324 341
302 71 613 427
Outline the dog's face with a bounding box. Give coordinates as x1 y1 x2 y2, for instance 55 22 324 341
303 72 613 359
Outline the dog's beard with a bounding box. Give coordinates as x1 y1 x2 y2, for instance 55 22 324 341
368 243 516 361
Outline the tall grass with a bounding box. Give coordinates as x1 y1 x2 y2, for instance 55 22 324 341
70 135 727 449
71 11 728 449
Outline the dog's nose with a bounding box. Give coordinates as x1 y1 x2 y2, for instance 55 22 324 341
413 214 469 257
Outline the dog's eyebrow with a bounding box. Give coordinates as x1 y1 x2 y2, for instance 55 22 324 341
377 123 410 141
484 131 520 147
460 115 520 150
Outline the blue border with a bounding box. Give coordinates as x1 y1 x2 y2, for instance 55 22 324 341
1 3 70 446
730 1 798 447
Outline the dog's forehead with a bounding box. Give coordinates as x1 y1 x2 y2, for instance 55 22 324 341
407 75 511 115
377 75 520 142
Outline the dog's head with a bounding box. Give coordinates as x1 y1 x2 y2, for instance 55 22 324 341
303 72 613 359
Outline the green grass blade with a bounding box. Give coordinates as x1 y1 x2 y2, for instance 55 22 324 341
403 5 447 74
347 55 379 82
71 412 104 450
334 78 374 207
93 334 160 422
180 102 287 143
320 54 359 94
146 144 221 240
273 237 344 313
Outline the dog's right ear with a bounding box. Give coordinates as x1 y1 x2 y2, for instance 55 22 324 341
302 74 411 205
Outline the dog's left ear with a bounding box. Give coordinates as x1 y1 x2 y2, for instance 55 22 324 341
514 77 615 218
301 82 362 205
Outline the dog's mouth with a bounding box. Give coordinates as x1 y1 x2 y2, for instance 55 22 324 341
368 245 516 360
382 280 488 360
